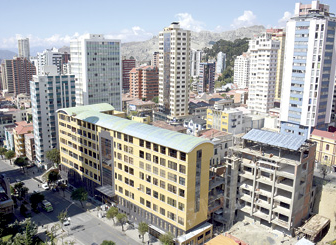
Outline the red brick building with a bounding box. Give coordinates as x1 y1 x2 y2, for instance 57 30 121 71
129 66 158 100
122 59 136 92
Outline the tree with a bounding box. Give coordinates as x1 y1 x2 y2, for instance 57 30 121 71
46 149 60 166
159 232 174 245
14 157 28 172
59 183 67 197
106 206 119 225
101 241 116 245
48 170 60 184
138 222 149 243
9 218 37 245
57 210 67 231
152 96 159 104
70 187 88 208
20 186 29 199
116 213 128 231
14 182 27 199
5 150 15 164
29 193 44 211
45 223 60 245
0 147 7 159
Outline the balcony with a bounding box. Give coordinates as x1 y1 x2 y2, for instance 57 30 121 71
209 176 225 190
239 170 254 180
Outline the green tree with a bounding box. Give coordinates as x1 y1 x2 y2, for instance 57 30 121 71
106 206 119 225
48 170 60 184
9 218 37 245
70 187 88 208
57 210 67 231
14 157 29 172
5 150 15 164
46 149 60 166
101 241 116 245
45 223 60 245
20 186 29 199
0 147 7 159
152 96 159 103
116 213 128 231
14 182 27 199
159 232 174 245
138 222 149 243
29 193 44 211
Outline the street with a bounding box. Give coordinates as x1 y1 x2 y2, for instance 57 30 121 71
0 159 140 245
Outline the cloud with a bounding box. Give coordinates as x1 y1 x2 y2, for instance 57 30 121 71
175 13 205 32
0 27 154 50
230 10 257 29
278 11 293 27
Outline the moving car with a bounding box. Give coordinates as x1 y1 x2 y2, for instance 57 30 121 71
42 200 53 212
42 183 49 190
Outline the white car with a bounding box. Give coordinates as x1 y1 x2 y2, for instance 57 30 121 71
63 217 71 226
42 183 50 190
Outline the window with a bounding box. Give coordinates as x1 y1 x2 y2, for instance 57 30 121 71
160 146 166 154
179 189 185 198
168 184 177 194
146 153 151 161
168 161 177 171
146 164 151 172
160 194 165 202
153 155 159 164
160 208 165 216
168 172 177 182
167 197 176 207
160 180 165 189
153 204 158 212
139 161 144 169
167 211 176 221
180 152 186 161
153 166 158 175
140 197 144 205
178 217 184 225
139 150 144 158
146 187 151 196
326 144 330 151
139 172 144 180
146 141 151 149
146 201 151 208
160 169 166 178
140 139 144 147
160 158 166 167
153 191 158 198
179 164 186 174
153 144 159 152
178 202 185 211
179 177 185 186
169 148 177 158
153 177 158 186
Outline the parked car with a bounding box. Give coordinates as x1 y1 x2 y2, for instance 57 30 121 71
42 183 49 190
63 217 71 226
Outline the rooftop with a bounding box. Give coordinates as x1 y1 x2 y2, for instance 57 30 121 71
199 129 230 139
127 99 156 106
205 234 238 245
311 129 336 140
176 222 213 243
242 129 306 151
60 104 211 153
14 121 33 135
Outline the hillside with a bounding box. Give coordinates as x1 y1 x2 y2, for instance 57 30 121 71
0 49 17 62
121 25 265 61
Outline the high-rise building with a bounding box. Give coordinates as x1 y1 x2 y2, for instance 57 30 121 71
0 57 36 96
57 103 213 242
129 65 159 100
70 34 121 110
190 49 202 77
152 51 159 68
18 38 30 59
35 47 69 75
122 58 136 93
198 63 215 93
158 22 190 120
267 29 286 100
233 53 250 89
280 0 336 139
30 66 76 167
216 52 226 74
247 33 280 113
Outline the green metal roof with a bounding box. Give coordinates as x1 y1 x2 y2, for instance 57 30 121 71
58 103 115 115
60 104 211 153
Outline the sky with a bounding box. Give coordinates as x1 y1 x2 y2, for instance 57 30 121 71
0 0 335 51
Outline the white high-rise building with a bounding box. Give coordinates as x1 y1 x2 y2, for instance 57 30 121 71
158 22 190 120
190 49 202 77
247 33 280 113
30 66 76 166
216 52 226 74
36 48 63 75
280 0 336 139
233 53 250 89
18 38 30 59
70 34 121 110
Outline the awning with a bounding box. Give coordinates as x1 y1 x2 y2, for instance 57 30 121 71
95 185 115 197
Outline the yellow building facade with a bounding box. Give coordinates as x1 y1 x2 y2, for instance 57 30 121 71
58 103 213 243
310 129 336 167
13 121 33 158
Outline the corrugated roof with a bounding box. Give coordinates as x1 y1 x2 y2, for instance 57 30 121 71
242 129 306 151
61 104 211 153
58 103 115 115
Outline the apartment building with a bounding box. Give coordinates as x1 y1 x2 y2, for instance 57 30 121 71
199 63 215 94
190 49 202 78
57 103 213 243
233 53 250 89
30 66 76 166
247 33 280 113
223 129 316 232
122 58 136 92
0 174 14 215
158 22 191 121
35 47 69 75
1 57 36 96
0 108 29 138
152 52 159 68
24 133 35 163
216 52 226 74
129 66 159 100
280 1 336 138
13 121 33 157
310 129 336 168
70 34 121 110
206 108 244 134
18 38 30 59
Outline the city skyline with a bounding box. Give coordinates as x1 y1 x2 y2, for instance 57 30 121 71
1 0 335 50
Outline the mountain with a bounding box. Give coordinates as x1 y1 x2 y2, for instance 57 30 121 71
121 25 265 61
0 49 17 62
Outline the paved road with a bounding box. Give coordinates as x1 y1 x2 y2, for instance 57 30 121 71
0 159 139 245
